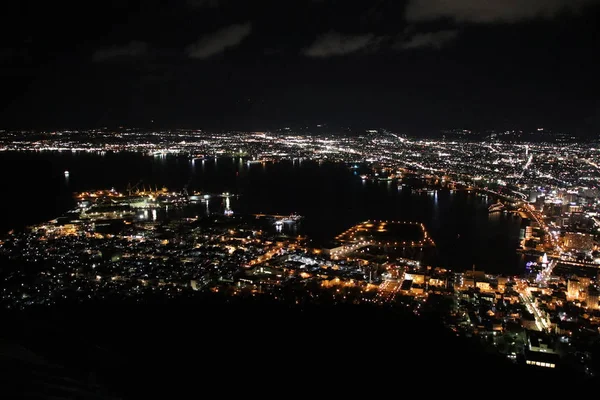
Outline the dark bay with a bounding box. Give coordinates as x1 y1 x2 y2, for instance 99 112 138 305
0 151 524 273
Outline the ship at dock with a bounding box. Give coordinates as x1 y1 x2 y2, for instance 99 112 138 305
75 184 188 210
189 154 210 162
187 191 238 202
253 213 303 225
411 188 437 195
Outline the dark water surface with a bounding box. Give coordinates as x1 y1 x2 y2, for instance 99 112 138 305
0 152 524 273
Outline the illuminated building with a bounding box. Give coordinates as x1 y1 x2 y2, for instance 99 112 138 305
563 232 594 252
567 279 581 300
428 278 445 287
587 286 600 310
524 331 559 369
404 273 425 284
528 190 539 203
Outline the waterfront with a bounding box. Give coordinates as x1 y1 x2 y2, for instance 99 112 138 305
0 151 523 274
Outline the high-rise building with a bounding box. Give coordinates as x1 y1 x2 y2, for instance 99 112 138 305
567 278 581 300
525 226 534 240
563 232 594 252
528 190 539 203
587 286 600 310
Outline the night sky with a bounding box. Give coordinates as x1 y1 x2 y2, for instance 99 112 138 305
1 0 599 134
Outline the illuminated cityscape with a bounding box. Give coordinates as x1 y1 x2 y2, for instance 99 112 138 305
2 0 600 395
1 127 600 380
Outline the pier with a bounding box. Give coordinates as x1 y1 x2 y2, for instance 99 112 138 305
252 213 303 223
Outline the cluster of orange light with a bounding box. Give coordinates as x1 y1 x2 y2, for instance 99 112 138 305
335 220 433 247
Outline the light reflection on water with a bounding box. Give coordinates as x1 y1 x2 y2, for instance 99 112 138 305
2 152 523 274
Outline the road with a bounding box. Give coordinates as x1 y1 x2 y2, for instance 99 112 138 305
539 259 557 283
330 242 371 259
518 287 550 331
520 154 533 178
522 203 560 252
374 274 404 304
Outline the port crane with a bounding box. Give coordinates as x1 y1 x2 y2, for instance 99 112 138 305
126 181 142 196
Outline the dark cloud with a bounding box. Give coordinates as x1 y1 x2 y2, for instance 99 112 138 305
0 48 13 64
92 41 148 62
303 31 382 57
186 22 252 59
405 0 600 23
398 30 459 50
186 0 223 7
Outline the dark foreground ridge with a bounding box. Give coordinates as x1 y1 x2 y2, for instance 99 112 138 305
1 295 586 398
